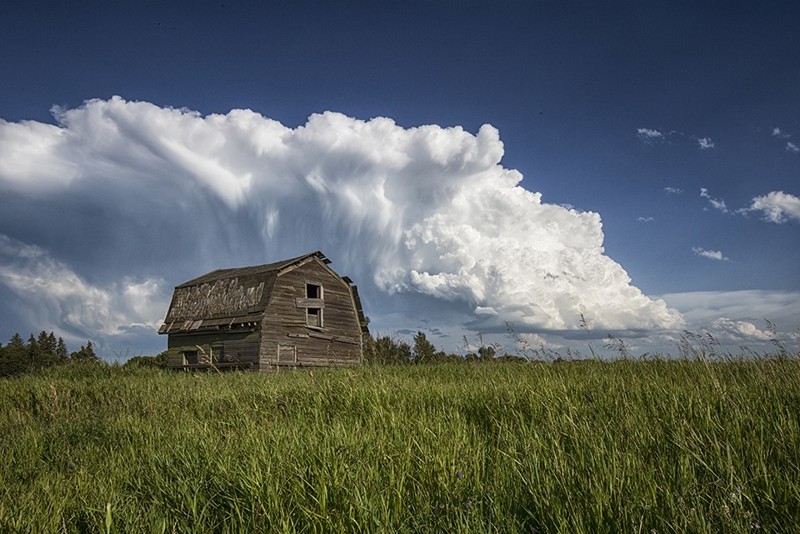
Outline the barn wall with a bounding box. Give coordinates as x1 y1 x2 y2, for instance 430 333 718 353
166 329 260 369
259 259 363 370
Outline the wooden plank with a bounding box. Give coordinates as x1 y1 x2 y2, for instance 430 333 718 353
307 332 360 345
171 361 255 370
295 298 325 308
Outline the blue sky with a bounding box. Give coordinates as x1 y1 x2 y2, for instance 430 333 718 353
1 1 798 358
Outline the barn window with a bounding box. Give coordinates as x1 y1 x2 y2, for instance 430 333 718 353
307 307 322 327
211 343 224 363
306 283 323 328
306 283 321 299
183 350 198 366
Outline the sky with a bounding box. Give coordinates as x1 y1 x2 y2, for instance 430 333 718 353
0 1 798 359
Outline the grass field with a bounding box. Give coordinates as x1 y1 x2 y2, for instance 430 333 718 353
1 359 799 532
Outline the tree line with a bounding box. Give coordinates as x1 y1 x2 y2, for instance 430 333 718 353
0 329 521 377
0 331 101 377
0 331 170 377
364 331 524 365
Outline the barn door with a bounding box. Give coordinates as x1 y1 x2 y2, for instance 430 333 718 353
277 344 297 370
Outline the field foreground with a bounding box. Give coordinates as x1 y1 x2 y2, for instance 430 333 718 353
1 360 799 532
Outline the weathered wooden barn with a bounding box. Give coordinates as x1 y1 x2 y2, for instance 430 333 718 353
158 251 368 370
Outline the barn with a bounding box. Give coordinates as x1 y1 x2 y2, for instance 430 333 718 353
158 251 368 370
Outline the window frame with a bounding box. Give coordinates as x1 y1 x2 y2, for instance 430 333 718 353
305 282 324 329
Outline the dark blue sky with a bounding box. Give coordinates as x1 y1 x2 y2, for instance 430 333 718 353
1 1 798 355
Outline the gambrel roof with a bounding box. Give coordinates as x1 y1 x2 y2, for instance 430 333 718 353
175 251 330 289
158 251 367 335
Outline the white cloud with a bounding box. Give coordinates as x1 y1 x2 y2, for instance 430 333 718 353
708 198 728 212
709 318 772 341
700 187 728 213
637 128 716 150
0 234 167 342
743 191 800 223
664 187 684 195
637 128 664 142
696 137 715 149
0 97 684 344
0 119 78 191
662 290 800 326
772 127 791 139
661 290 800 348
769 128 798 152
515 332 562 350
692 247 729 261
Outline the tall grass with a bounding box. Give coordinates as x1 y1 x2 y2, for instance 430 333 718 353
1 359 799 532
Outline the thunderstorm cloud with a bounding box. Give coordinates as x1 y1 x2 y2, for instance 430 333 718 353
0 97 684 349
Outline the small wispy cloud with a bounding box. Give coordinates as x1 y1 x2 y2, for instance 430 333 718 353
700 187 728 213
741 191 800 224
696 137 715 150
637 128 664 142
638 128 714 150
664 186 684 195
772 127 791 139
692 247 729 261
769 128 797 152
637 216 655 223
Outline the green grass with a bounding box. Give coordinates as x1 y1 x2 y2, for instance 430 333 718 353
1 360 799 532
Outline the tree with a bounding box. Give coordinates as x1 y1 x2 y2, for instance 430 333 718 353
413 331 437 363
0 333 30 376
71 341 100 363
37 331 57 355
8 333 25 348
477 345 496 360
27 334 40 367
1 332 75 376
34 331 59 367
364 335 412 365
124 352 167 369
55 337 69 362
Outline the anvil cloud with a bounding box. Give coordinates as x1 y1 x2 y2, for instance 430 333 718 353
0 97 684 350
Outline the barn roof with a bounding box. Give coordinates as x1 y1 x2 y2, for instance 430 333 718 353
158 251 368 335
175 251 330 288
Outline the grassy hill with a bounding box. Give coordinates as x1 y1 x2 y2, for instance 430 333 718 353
1 359 799 532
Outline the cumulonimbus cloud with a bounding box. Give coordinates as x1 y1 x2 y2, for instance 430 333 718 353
0 97 683 337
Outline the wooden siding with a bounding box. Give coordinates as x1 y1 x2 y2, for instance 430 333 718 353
259 258 363 370
166 329 260 370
